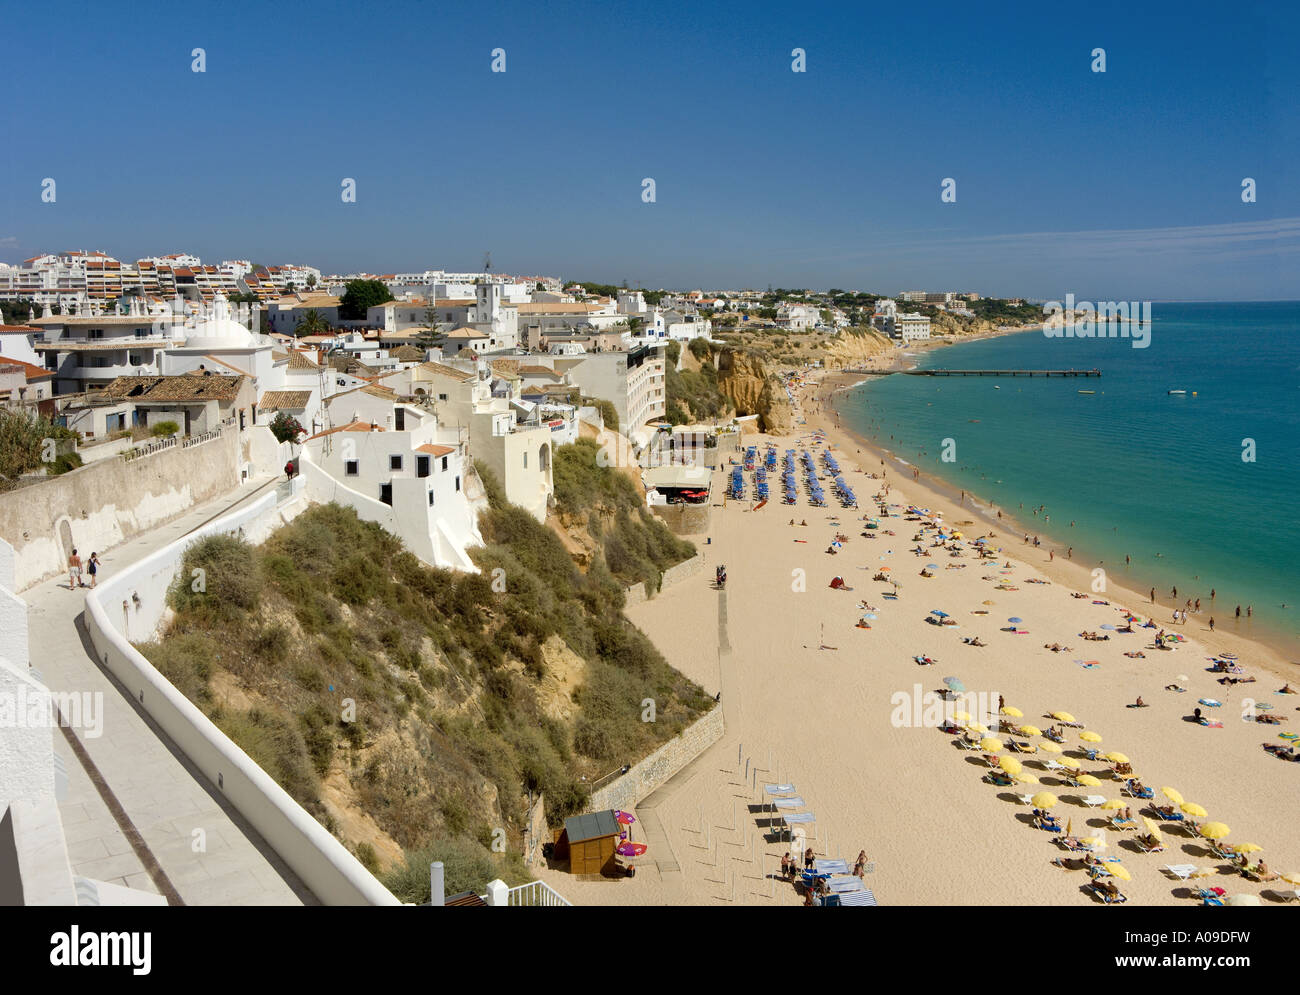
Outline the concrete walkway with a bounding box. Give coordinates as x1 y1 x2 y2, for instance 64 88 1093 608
25 475 316 905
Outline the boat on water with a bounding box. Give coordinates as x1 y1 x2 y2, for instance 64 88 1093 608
1168 389 1187 395
1078 389 1096 394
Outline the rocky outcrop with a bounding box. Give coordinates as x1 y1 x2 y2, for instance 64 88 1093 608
716 348 792 435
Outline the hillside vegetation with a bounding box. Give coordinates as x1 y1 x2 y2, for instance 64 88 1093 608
137 453 711 902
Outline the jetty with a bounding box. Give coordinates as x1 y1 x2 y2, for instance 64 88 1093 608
902 368 1101 377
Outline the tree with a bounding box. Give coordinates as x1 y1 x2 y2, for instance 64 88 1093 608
269 411 305 445
338 279 392 320
294 309 331 338
0 409 76 490
0 298 39 324
306 274 317 289
418 305 444 351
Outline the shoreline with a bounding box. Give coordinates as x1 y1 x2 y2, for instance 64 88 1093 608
807 368 1298 685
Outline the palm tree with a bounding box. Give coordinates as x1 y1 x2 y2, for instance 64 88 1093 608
294 309 331 338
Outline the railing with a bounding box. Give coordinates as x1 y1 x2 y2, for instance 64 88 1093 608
121 424 223 461
485 880 571 907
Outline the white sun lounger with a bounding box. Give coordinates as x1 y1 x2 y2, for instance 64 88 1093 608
827 875 864 893
764 784 796 795
772 796 806 810
1081 795 1108 808
815 858 850 875
1043 760 1066 772
1163 864 1199 880
838 888 878 906
1016 793 1035 805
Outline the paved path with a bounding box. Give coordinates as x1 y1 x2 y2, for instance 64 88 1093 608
24 476 315 905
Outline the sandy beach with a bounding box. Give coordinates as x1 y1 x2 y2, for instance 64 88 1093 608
536 362 1300 907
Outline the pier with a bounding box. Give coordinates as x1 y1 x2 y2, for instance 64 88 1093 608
902 368 1102 377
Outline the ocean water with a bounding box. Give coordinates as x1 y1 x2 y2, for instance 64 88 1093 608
834 301 1300 654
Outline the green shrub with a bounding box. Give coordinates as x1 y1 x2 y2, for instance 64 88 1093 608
151 420 180 438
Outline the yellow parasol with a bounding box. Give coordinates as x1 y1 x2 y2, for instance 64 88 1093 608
999 756 1023 776
1101 799 1127 811
980 737 1004 752
1014 772 1040 784
1076 774 1103 787
1281 872 1300 886
1103 751 1130 764
1020 725 1042 737
1038 741 1063 753
1190 866 1217 879
1199 822 1231 840
1161 786 1184 805
967 723 988 734
1051 711 1076 723
1059 757 1081 769
982 600 995 606
1031 791 1058 809
1141 816 1165 839
1180 803 1208 818
1079 730 1102 743
952 710 972 723
1225 894 1261 906
1002 706 1024 718
1065 818 1073 836
1233 843 1263 854
1100 861 1131 881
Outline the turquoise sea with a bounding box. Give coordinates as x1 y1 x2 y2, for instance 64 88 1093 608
834 301 1300 656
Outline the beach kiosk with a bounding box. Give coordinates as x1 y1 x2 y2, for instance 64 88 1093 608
557 810 621 875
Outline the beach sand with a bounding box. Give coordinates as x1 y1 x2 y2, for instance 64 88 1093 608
535 366 1300 907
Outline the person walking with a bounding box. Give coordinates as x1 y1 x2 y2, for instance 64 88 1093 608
1209 616 1215 632
68 548 82 589
87 552 100 589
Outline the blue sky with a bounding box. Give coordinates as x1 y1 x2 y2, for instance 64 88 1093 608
2 0 1296 298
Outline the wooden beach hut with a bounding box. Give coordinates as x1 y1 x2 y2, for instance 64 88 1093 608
556 810 620 875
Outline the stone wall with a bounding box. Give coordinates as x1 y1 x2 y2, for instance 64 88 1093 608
0 431 240 591
588 705 724 814
649 501 711 535
622 551 702 606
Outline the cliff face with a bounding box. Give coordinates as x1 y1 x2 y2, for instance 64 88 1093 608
716 348 792 435
821 329 894 368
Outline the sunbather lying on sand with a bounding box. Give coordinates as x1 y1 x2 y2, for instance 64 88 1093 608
1124 652 1147 658
1164 684 1186 692
1280 684 1297 694
1257 714 1287 724
962 636 987 647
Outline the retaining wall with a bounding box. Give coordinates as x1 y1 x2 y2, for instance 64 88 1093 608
587 705 724 814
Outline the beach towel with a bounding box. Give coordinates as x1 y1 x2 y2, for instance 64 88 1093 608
1198 698 1222 707
1078 662 1099 669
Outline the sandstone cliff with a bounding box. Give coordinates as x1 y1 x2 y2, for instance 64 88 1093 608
820 329 895 368
716 348 792 435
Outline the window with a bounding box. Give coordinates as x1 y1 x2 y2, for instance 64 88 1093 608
438 393 448 401
389 454 403 471
394 407 405 430
379 483 393 506
135 328 147 339
523 451 528 469
440 456 448 471
427 489 435 507
344 459 359 476
417 455 430 478
455 475 461 492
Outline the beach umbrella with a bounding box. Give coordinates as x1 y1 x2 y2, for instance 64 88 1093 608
1234 843 1263 854
1008 617 1023 624
1141 816 1164 837
1100 624 1116 630
1161 786 1184 806
1280 872 1300 886
952 710 972 723
1014 772 1040 785
944 677 966 692
1103 752 1130 764
1180 803 1208 819
1079 731 1103 743
614 810 636 825
926 564 939 570
1002 706 1024 718
1031 792 1058 809
1020 725 1042 737
616 841 648 857
1076 774 1103 787
1052 711 1076 723
980 737 1003 752
863 613 877 620
1059 757 1081 769
998 756 1022 775
1101 799 1127 811
1038 741 1063 753
1104 862 1132 882
1224 894 1261 907
983 600 995 605
1199 822 1231 840
1190 867 1217 879
967 723 988 734
930 609 949 617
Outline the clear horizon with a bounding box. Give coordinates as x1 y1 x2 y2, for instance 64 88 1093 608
3 0 1297 301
